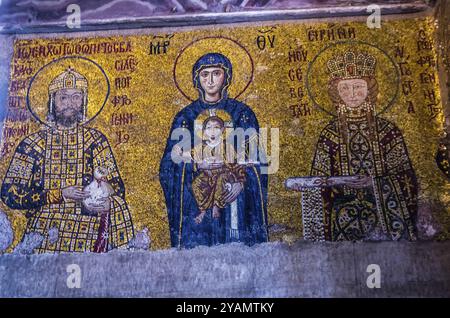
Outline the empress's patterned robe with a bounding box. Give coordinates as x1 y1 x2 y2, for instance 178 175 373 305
310 116 418 241
1 125 134 253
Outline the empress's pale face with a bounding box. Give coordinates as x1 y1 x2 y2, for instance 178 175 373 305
337 79 368 109
199 67 225 100
204 120 223 143
54 88 83 125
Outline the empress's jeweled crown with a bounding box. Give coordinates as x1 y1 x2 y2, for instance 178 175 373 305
327 51 376 80
49 67 88 94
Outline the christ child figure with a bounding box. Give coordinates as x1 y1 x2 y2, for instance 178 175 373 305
190 116 246 224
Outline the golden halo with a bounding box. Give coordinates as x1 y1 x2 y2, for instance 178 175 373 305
306 41 400 116
27 56 110 127
173 36 254 102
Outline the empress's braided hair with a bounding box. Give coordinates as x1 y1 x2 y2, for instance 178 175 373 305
328 77 379 144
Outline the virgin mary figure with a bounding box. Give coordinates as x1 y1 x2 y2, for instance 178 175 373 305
159 53 268 249
306 50 418 241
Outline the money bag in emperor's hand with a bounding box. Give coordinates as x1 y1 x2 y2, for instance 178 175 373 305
83 166 114 213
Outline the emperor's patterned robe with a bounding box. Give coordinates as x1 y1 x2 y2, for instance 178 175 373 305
310 116 418 241
1 125 134 253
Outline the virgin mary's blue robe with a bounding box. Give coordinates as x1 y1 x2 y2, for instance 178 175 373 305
159 97 269 248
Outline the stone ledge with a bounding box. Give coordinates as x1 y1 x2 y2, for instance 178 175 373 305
0 241 449 297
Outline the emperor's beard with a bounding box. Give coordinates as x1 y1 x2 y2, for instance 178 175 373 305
55 110 83 127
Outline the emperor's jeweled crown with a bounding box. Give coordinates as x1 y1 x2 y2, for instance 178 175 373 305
49 67 88 94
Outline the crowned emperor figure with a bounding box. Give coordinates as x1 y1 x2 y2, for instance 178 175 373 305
308 51 418 241
1 68 134 253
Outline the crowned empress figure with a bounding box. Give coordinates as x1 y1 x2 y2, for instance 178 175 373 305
1 68 134 253
307 51 418 241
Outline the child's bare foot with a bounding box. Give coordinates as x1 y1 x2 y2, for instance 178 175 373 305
212 205 220 218
195 211 206 224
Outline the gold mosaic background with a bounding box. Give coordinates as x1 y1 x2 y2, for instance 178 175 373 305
1 16 449 251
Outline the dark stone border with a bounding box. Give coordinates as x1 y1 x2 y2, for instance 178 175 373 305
0 2 432 35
